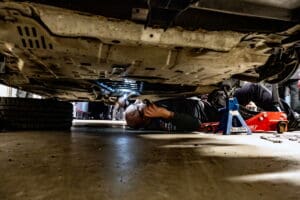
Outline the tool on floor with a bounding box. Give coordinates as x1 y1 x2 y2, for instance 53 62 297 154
260 135 282 143
260 134 300 143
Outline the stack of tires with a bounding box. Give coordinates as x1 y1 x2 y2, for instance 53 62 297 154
0 97 73 130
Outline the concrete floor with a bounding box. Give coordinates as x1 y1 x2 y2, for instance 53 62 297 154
1 125 300 200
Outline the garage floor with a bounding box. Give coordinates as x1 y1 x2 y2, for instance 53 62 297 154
1 125 300 200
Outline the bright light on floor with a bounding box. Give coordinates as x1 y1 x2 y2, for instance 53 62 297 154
73 119 126 126
227 170 300 186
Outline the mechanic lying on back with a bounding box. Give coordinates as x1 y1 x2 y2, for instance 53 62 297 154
125 83 300 131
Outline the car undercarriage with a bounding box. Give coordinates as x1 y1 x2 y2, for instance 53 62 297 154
0 0 299 103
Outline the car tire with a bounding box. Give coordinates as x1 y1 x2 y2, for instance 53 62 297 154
0 97 73 130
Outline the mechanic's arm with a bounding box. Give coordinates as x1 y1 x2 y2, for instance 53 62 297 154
143 104 200 131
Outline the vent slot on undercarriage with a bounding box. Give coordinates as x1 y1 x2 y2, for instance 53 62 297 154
17 26 54 50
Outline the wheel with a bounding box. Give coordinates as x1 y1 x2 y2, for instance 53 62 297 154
206 125 213 132
277 121 288 133
0 97 73 130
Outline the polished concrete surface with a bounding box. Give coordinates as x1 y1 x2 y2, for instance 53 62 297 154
1 125 300 200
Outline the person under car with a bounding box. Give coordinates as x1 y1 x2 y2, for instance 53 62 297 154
124 82 300 132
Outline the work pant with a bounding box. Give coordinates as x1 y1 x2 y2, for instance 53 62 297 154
279 79 300 113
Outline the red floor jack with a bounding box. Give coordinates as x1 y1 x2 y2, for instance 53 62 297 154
200 111 288 134
245 111 288 133
246 83 289 133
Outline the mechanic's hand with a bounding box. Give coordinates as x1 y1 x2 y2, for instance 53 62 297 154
245 101 257 111
143 104 174 119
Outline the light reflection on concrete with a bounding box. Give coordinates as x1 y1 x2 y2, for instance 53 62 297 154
73 119 126 126
227 170 300 186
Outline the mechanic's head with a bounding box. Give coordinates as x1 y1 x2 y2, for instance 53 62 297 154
125 100 151 129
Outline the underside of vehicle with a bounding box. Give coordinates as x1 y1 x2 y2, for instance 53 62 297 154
0 0 299 103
